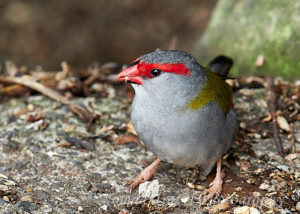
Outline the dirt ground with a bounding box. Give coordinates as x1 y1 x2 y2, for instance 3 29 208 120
0 77 299 213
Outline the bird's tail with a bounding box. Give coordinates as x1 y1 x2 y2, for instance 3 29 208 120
207 55 233 79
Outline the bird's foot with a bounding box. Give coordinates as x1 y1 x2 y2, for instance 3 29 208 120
202 174 223 203
202 159 223 203
127 158 161 189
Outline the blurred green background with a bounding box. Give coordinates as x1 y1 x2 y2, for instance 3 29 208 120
0 0 299 80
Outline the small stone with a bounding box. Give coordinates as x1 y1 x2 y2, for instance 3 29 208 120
25 119 44 130
0 184 9 191
280 208 292 214
101 205 108 211
16 201 39 212
234 206 250 214
253 191 261 197
3 196 10 202
195 184 205 190
20 194 34 202
0 173 8 179
240 122 247 129
285 153 298 162
277 165 289 172
3 179 16 186
296 202 300 211
254 133 261 139
187 182 195 189
235 187 242 191
247 178 255 184
78 206 83 211
180 196 190 203
249 208 260 214
210 203 230 213
259 183 270 190
27 104 34 111
254 168 263 175
279 181 287 188
138 179 160 199
277 116 290 132
234 206 260 214
260 197 276 209
43 207 53 213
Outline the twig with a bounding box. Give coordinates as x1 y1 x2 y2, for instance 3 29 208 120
266 77 284 156
289 123 296 154
0 75 98 130
83 62 120 87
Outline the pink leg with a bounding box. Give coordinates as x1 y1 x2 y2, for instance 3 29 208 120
127 158 161 189
202 158 223 202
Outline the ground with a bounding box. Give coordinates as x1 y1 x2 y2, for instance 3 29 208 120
0 83 299 213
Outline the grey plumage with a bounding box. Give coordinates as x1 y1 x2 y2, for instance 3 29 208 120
130 49 237 175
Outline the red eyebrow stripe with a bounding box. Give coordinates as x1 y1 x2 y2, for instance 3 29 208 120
138 62 190 77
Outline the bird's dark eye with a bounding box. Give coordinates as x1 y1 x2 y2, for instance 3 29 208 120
150 69 162 77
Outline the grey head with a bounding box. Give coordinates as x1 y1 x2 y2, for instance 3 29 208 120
133 49 206 90
131 49 207 111
140 48 204 75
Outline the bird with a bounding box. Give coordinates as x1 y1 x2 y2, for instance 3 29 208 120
117 49 237 202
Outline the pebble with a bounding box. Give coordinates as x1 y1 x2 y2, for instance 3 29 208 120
180 196 190 203
240 122 247 129
259 183 270 190
285 153 298 162
0 184 9 191
43 207 53 213
235 187 242 191
254 133 261 139
25 119 44 130
3 196 10 202
16 201 39 212
276 165 289 172
249 208 260 214
20 194 34 202
253 191 261 197
296 202 300 211
210 203 230 213
195 184 205 191
187 182 195 189
101 205 108 211
234 206 260 214
138 179 160 199
260 197 276 209
0 173 8 179
277 116 290 131
280 208 292 214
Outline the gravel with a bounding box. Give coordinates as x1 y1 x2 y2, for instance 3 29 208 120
0 87 299 213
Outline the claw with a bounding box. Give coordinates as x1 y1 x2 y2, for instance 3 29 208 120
202 158 223 203
127 158 161 189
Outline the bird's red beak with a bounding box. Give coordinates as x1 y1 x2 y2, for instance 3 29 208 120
117 64 143 85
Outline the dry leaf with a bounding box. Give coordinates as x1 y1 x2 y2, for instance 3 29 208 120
115 135 140 147
126 121 137 135
100 125 114 133
26 112 44 122
262 114 272 122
